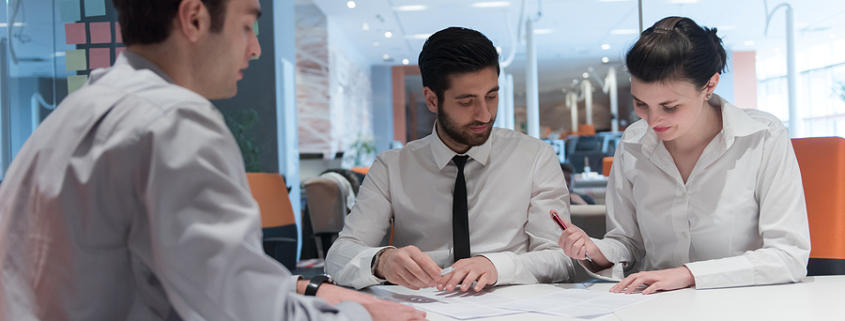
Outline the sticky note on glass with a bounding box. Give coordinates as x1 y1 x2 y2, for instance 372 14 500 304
89 22 111 44
89 48 110 69
67 75 88 94
83 0 106 17
65 49 87 71
115 47 126 59
65 23 86 45
115 23 122 43
60 1 81 23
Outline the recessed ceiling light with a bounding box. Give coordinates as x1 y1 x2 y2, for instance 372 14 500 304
582 72 590 79
533 29 553 35
402 59 410 65
347 1 356 9
383 54 390 60
610 29 637 35
404 34 431 40
384 31 393 38
743 40 754 46
395 5 427 11
602 57 610 63
362 23 369 31
601 44 611 50
472 1 510 8
373 41 380 47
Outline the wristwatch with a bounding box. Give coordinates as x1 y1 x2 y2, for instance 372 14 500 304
304 274 333 296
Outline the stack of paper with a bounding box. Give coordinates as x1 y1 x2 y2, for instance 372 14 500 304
500 288 656 319
370 286 519 320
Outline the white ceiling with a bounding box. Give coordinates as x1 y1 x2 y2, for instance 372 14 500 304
310 0 845 92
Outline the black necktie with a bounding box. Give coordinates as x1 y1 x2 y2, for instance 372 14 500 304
452 155 471 262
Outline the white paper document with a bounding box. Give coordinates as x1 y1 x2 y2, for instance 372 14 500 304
501 288 656 319
368 286 520 320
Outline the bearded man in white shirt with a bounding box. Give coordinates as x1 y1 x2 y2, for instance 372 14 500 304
0 0 426 320
325 27 575 292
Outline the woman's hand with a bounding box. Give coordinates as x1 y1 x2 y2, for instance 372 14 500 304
552 210 611 269
609 266 696 295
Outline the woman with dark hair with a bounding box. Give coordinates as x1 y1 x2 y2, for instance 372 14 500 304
556 16 810 295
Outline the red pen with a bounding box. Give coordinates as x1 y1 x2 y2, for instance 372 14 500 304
551 210 593 262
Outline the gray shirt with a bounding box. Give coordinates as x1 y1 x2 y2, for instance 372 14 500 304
0 51 370 321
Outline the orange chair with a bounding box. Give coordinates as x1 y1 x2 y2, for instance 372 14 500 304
792 137 845 275
602 157 613 177
246 173 298 270
577 124 596 136
350 167 370 175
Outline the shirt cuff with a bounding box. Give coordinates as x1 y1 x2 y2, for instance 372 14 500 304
684 256 755 289
477 252 516 285
351 246 394 289
335 301 373 321
287 275 304 294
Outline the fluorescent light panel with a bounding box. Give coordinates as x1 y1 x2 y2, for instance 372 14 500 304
472 1 510 8
395 5 427 11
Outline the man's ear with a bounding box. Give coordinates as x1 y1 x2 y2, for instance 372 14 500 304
175 0 209 43
424 87 438 114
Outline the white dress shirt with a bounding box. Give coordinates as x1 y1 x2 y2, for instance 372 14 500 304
325 127 575 289
589 95 811 289
0 52 369 321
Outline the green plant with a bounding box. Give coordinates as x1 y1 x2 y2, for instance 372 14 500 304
836 82 845 102
342 133 377 168
224 109 262 172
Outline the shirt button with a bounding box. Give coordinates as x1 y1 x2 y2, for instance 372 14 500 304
682 232 689 239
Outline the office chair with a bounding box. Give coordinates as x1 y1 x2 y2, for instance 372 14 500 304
303 177 348 258
792 137 845 275
246 173 298 271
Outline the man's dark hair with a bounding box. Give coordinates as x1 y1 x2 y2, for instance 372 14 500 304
418 27 500 107
112 0 228 46
626 16 727 89
560 163 574 174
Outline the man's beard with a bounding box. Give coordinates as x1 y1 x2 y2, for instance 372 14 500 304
437 106 496 148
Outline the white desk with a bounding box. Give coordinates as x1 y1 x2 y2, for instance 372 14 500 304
360 276 845 321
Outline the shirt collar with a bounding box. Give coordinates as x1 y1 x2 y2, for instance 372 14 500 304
114 50 177 85
429 123 492 170
622 94 769 157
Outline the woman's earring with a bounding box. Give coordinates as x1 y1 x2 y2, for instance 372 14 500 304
706 93 713 100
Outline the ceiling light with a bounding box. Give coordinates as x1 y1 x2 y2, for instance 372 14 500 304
582 72 590 79
533 29 553 35
404 34 431 40
602 57 610 63
743 40 754 46
601 44 611 50
496 46 502 54
610 29 638 35
395 5 427 11
402 59 410 65
346 1 356 9
373 41 380 46
383 54 390 60
472 1 510 7
362 23 369 31
384 31 393 38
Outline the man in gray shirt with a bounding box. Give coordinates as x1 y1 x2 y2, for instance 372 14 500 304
0 0 424 320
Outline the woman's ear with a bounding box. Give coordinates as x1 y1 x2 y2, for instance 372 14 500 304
703 73 720 98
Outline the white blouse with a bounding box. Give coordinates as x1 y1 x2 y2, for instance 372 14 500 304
589 95 811 289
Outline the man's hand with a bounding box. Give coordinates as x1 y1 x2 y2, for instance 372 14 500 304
553 210 611 269
375 246 441 290
296 281 380 305
436 256 497 292
609 266 696 295
362 300 427 321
